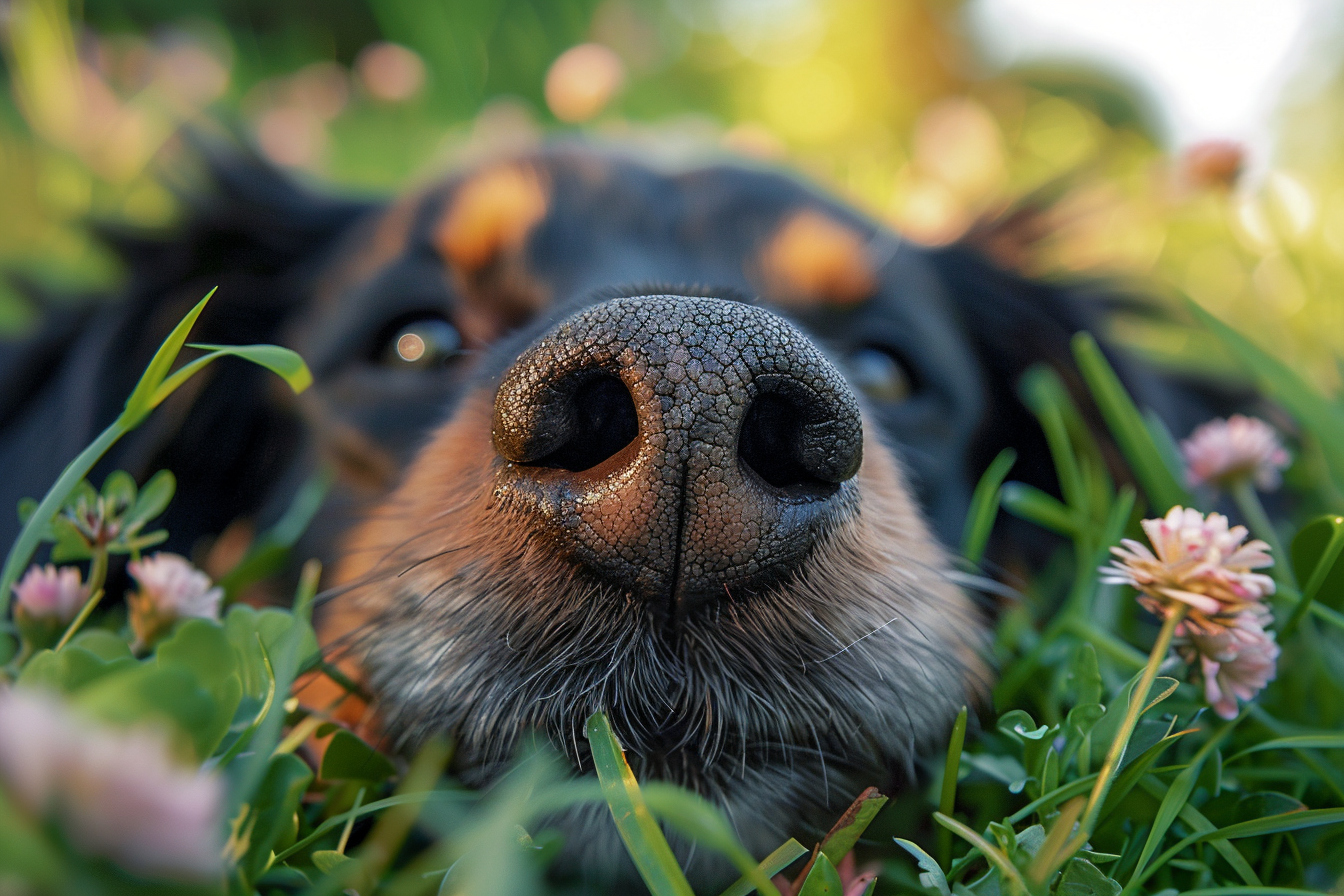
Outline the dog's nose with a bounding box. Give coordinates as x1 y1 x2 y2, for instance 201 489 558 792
492 295 863 616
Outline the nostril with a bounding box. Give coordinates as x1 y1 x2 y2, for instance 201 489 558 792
739 393 815 491
739 392 832 493
530 373 638 472
738 374 863 492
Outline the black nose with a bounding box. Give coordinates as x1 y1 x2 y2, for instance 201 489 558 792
492 295 863 616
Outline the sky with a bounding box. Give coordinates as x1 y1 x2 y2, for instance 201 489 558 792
964 0 1332 158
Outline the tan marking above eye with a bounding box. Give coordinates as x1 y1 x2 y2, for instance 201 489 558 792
434 165 549 274
432 165 552 346
756 209 878 308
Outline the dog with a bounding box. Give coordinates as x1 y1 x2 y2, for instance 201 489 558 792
0 143 1211 884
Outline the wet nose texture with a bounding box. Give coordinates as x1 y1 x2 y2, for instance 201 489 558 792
492 295 863 617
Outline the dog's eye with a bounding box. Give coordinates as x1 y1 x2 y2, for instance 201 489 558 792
848 346 914 403
379 316 463 369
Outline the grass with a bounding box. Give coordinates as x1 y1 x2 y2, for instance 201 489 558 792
0 291 1342 895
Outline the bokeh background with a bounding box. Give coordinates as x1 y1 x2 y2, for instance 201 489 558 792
2 0 1342 388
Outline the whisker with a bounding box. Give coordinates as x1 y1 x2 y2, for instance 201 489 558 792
398 545 468 577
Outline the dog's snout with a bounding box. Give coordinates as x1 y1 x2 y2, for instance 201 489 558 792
492 295 863 615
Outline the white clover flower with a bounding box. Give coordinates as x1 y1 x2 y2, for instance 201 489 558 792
62 727 225 879
127 553 223 618
126 553 223 650
1104 507 1281 720
1101 506 1274 632
1177 611 1280 720
0 688 224 879
11 564 90 650
12 564 88 624
1181 414 1290 491
0 687 70 811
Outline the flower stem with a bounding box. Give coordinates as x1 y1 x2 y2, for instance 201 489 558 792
1072 605 1186 846
54 547 109 652
1230 478 1296 591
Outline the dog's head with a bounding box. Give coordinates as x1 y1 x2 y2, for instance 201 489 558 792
0 144 1190 874
295 148 1015 869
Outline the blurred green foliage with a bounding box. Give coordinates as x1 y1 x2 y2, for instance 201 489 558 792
1 0 1343 391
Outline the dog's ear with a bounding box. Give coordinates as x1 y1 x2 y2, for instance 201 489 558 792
925 245 1095 503
0 147 374 552
925 243 1240 567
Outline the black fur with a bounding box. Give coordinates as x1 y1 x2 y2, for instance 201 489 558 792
0 145 1229 576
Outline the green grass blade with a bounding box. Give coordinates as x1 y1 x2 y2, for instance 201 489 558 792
1071 332 1191 512
1186 298 1344 490
1136 803 1300 895
1006 775 1099 826
937 706 969 868
1021 366 1087 513
148 345 311 413
1096 729 1195 829
1226 734 1344 763
121 288 216 423
0 423 121 618
716 839 807 896
1142 409 1186 485
1125 717 1239 890
642 782 783 896
340 737 454 896
1283 514 1344 637
1000 481 1077 536
1305 599 1344 631
933 813 1028 896
1191 807 1344 841
1174 800 1259 886
217 469 332 599
179 343 313 395
522 777 606 817
819 787 888 868
226 562 321 818
1129 775 1258 891
271 791 472 866
585 712 696 896
962 450 1016 564
1179 890 1333 896
1101 484 1138 551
